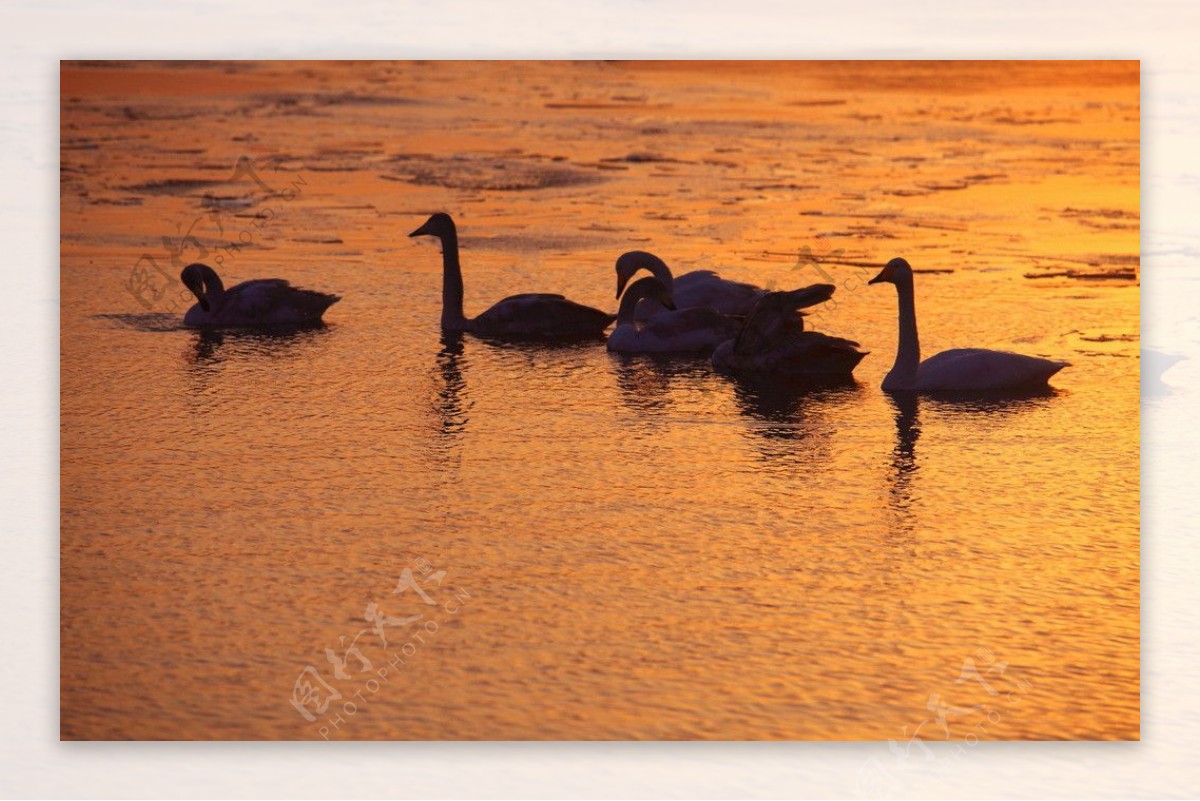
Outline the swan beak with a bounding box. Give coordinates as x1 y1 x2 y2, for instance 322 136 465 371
408 222 430 238
868 267 889 285
615 273 630 300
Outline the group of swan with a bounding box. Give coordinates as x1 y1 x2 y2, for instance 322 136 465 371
176 213 1068 393
614 250 767 319
711 285 869 378
607 276 740 355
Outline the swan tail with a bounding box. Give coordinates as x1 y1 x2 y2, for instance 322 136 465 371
295 289 341 319
1039 359 1069 382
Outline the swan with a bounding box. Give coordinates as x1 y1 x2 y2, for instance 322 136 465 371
410 213 614 338
869 257 1068 392
179 263 340 327
712 284 867 377
614 251 767 320
607 277 741 354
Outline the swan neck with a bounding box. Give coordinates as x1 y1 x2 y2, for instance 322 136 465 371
645 257 674 293
890 277 920 386
202 266 226 309
439 229 467 330
616 287 645 327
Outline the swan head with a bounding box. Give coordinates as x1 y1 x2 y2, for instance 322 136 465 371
623 276 677 311
409 212 456 240
614 251 672 300
180 263 212 311
868 257 913 286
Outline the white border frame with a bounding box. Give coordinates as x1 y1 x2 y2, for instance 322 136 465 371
10 1 1195 796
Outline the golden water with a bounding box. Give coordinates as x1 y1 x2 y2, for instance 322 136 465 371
60 61 1139 740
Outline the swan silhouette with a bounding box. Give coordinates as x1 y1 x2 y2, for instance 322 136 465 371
410 213 614 339
614 251 766 320
607 277 740 354
869 257 1068 392
712 284 867 377
179 263 340 328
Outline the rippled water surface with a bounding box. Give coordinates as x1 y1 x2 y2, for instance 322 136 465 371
60 61 1139 740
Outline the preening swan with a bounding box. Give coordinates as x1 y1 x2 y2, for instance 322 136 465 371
712 284 867 377
614 251 767 320
179 263 340 328
410 213 614 339
607 277 741 354
869 257 1068 392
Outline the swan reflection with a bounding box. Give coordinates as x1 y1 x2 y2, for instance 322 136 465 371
884 391 922 531
883 387 1061 531
432 331 469 440
185 324 332 365
727 376 860 471
732 376 858 439
610 353 711 416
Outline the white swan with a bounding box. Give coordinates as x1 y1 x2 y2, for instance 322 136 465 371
614 251 767 320
180 263 340 328
410 213 614 338
869 257 1068 392
712 284 867 377
607 277 741 354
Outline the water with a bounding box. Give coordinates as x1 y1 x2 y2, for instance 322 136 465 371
60 60 1139 740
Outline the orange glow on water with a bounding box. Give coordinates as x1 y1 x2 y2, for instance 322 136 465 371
61 61 1137 740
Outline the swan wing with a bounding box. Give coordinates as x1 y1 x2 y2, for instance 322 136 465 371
676 270 763 294
494 292 567 302
675 269 721 284
719 289 865 377
222 279 340 325
635 307 741 353
764 330 866 375
732 286 835 356
675 270 767 315
227 278 291 310
917 348 1068 391
646 307 738 337
475 294 614 337
715 328 865 376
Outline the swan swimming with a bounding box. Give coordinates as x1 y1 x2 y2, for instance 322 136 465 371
607 277 741 354
614 251 767 320
410 213 614 339
712 284 867 377
869 257 1068 392
179 263 340 328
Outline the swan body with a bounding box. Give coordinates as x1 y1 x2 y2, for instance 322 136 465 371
607 277 740 354
410 213 614 339
615 251 767 320
180 263 339 328
712 284 867 377
869 257 1068 392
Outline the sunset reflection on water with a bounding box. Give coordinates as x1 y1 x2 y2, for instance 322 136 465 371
60 60 1138 740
